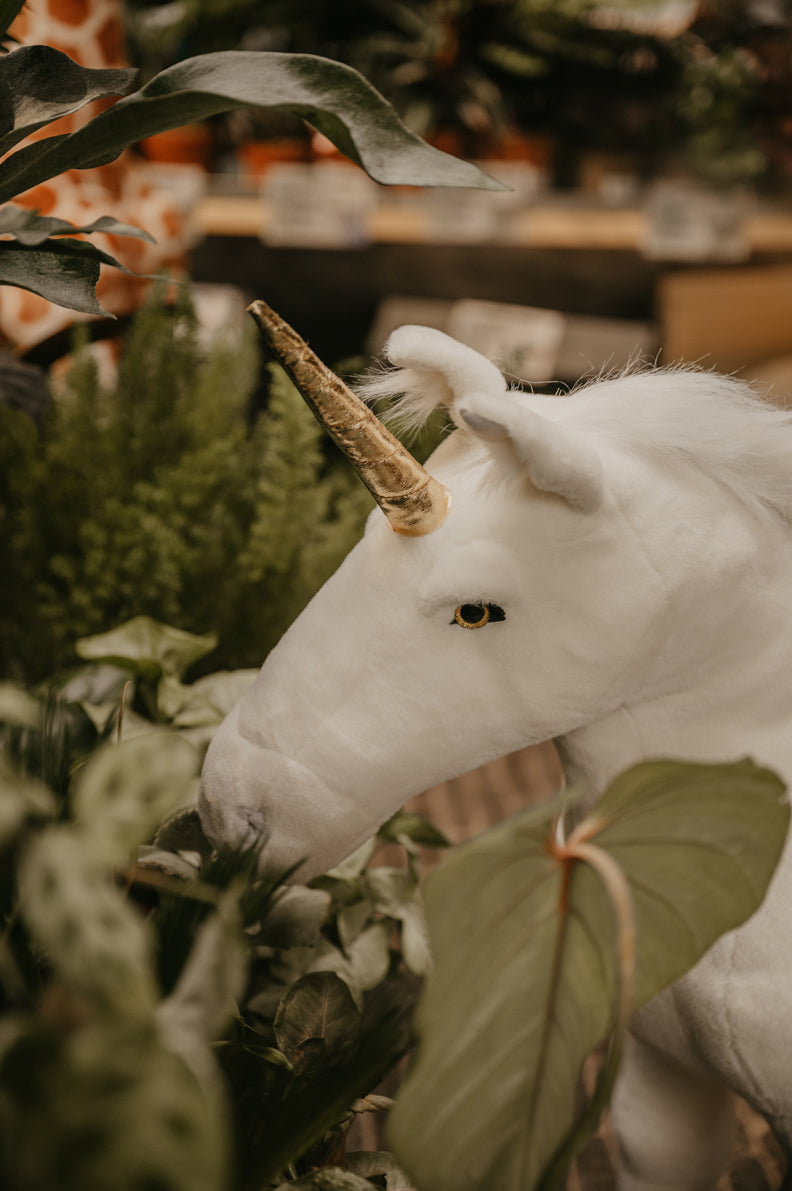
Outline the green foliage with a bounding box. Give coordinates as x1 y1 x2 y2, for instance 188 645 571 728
390 759 789 1191
0 650 443 1190
1 626 789 1191
0 287 374 682
0 29 501 315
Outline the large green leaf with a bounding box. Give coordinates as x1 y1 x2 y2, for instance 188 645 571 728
389 759 788 1191
0 50 505 204
0 238 112 314
581 759 789 1007
0 45 136 157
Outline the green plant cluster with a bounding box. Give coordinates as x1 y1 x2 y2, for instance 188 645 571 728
0 287 373 684
1 618 788 1190
0 622 449 1191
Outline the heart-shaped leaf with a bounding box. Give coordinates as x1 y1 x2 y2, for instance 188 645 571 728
389 759 788 1191
76 616 218 682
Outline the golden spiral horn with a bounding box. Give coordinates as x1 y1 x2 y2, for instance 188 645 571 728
248 300 450 536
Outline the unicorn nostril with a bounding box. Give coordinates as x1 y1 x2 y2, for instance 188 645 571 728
235 806 269 844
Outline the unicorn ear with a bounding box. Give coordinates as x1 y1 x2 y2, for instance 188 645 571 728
358 325 508 434
457 390 605 513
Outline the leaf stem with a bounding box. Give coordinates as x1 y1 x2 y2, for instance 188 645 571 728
560 838 636 1026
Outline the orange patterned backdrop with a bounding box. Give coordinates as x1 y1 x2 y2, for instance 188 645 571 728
2 0 195 351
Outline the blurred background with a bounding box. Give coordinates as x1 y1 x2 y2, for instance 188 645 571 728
6 0 792 389
148 0 792 395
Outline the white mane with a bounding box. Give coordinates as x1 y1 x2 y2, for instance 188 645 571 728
359 357 792 522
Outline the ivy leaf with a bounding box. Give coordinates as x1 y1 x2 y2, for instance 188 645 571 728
389 759 788 1191
0 49 505 204
0 45 136 157
365 868 432 977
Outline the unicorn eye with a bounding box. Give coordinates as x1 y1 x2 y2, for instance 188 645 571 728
453 603 506 629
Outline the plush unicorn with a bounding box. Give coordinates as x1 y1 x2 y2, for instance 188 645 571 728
200 302 792 1190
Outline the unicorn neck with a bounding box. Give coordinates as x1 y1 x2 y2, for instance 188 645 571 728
557 655 792 802
557 597 792 801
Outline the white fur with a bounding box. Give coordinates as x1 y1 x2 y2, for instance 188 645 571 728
200 325 792 1189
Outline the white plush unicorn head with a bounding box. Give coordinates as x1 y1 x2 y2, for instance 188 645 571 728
201 306 792 1191
199 304 792 886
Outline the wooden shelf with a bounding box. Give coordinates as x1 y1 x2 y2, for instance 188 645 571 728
193 191 792 254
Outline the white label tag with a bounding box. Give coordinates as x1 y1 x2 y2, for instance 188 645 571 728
263 162 376 248
643 179 749 261
447 299 566 381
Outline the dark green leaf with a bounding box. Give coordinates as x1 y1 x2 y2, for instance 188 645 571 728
244 973 417 1189
0 45 136 157
0 239 108 314
0 203 155 245
0 50 505 203
389 760 788 1191
274 971 361 1066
